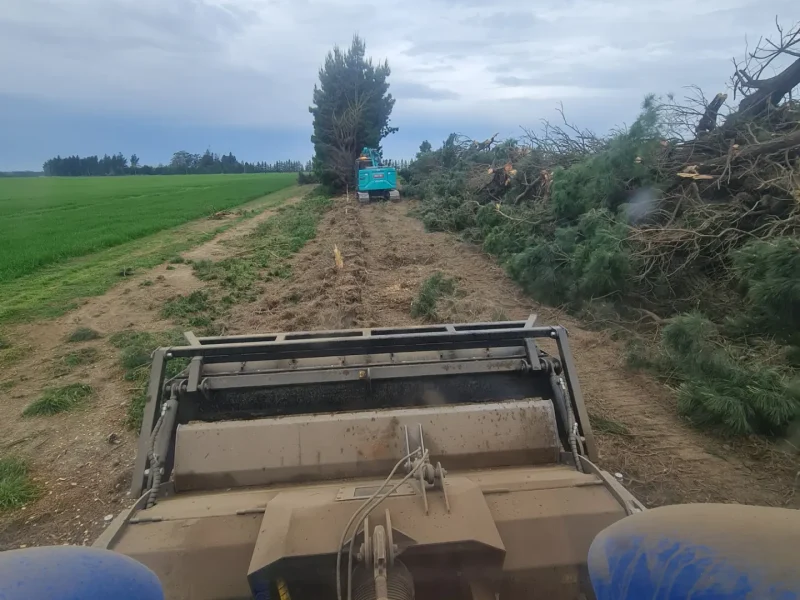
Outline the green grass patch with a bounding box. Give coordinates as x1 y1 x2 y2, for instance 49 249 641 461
0 344 29 368
590 413 633 436
0 334 8 349
0 174 296 283
0 380 17 391
162 290 217 329
168 256 186 264
109 330 182 371
0 456 38 511
193 258 261 301
266 263 293 280
0 184 300 324
55 347 99 375
191 190 332 302
109 330 188 430
490 308 510 322
658 314 800 436
66 327 101 343
411 272 459 321
23 383 93 416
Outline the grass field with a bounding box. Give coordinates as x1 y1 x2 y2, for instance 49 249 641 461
0 182 300 323
0 174 296 283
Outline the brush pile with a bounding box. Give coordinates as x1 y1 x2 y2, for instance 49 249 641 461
402 20 800 436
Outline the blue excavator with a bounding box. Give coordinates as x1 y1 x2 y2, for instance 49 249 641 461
355 147 400 203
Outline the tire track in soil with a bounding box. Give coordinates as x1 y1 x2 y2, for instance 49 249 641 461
230 196 798 509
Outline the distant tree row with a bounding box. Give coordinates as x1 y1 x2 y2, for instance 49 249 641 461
42 151 311 177
382 158 411 170
0 170 42 177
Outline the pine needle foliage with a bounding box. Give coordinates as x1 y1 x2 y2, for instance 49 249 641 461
661 313 800 435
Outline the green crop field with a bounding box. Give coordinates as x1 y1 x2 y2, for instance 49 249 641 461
0 173 296 283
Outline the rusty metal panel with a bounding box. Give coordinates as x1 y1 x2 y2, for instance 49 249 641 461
173 400 559 491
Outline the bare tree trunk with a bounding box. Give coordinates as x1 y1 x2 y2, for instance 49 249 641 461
730 20 800 122
734 58 800 119
696 93 728 133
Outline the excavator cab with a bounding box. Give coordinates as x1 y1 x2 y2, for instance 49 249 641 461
355 147 400 203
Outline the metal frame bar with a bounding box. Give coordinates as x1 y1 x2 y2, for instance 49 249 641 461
183 331 201 346
131 349 168 496
579 456 645 514
188 319 535 345
204 359 529 391
555 328 597 460
130 318 597 495
199 346 526 376
166 324 553 362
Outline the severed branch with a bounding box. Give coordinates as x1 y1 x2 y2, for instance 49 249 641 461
696 93 728 134
698 130 800 170
520 102 606 167
730 18 800 118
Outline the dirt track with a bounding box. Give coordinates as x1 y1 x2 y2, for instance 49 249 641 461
0 199 296 549
224 196 798 508
1 194 797 550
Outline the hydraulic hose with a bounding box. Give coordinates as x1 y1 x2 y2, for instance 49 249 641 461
560 377 585 474
146 397 179 509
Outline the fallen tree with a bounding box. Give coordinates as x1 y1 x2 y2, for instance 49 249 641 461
730 19 800 120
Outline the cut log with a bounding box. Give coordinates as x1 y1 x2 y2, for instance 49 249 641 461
699 130 800 169
696 93 728 134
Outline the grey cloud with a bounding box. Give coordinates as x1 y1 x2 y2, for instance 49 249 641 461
391 82 459 101
478 10 539 33
294 3 374 27
1 0 794 137
403 40 492 58
495 51 738 97
495 75 539 87
488 63 515 74
428 0 487 6
1 0 250 57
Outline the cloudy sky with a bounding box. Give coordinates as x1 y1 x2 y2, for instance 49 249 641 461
1 0 796 170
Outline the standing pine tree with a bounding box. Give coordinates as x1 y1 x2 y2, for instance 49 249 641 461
309 35 397 190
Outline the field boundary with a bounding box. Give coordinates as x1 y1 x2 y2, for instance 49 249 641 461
0 185 302 324
0 174 297 284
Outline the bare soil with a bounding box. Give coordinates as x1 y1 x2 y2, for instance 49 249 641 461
0 199 298 549
1 194 796 550
226 197 799 508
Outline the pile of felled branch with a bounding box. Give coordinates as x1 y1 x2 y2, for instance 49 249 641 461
632 119 800 310
621 19 800 309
